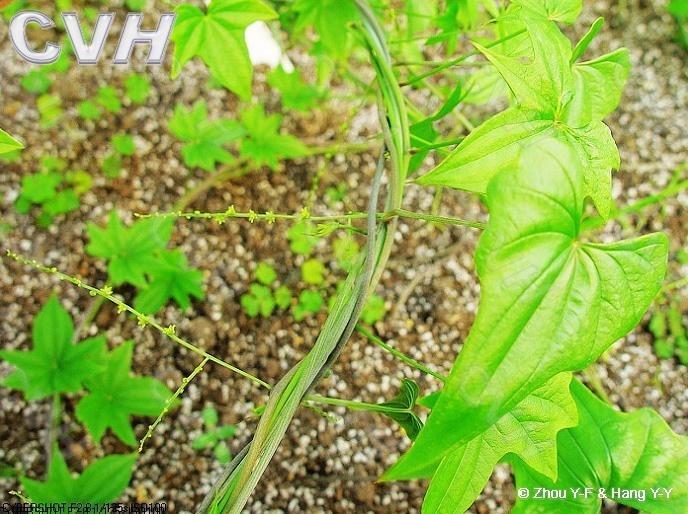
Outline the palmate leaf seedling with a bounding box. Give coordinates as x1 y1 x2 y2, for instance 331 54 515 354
37 94 63 128
287 220 319 255
19 46 74 97
0 296 105 401
300 259 326 285
76 340 173 446
124 74 152 105
86 212 204 314
650 301 688 365
134 250 205 315
0 296 174 446
169 98 316 174
238 104 308 170
77 85 125 122
20 450 137 503
290 0 360 60
292 289 324 321
171 0 277 99
21 70 52 95
101 133 136 179
267 66 325 112
78 99 101 122
240 262 291 318
96 86 122 114
168 101 243 172
192 406 237 464
112 134 136 156
14 156 90 227
0 294 176 503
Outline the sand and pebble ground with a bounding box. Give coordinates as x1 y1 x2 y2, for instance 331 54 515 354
1 0 687 512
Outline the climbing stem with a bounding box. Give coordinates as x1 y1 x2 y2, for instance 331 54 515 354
356 324 446 382
400 29 527 86
663 276 688 293
308 394 412 414
582 175 688 232
139 357 210 452
6 250 432 426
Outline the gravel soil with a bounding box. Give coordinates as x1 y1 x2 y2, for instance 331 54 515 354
1 1 687 512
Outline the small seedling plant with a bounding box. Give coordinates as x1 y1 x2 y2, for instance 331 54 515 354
2 0 688 512
0 296 171 500
192 406 238 464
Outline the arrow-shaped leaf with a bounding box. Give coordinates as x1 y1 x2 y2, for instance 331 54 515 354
562 48 631 128
379 378 423 440
416 16 629 218
386 138 668 479
415 108 554 192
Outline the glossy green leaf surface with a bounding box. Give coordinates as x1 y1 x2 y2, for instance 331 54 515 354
416 13 630 217
512 379 688 514
422 373 577 514
562 48 631 127
387 139 668 480
515 0 582 24
0 128 23 154
414 108 554 192
379 378 423 440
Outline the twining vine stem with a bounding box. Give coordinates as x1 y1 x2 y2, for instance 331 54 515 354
356 324 446 382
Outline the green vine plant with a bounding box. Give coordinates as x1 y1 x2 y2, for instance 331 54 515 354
3 0 688 512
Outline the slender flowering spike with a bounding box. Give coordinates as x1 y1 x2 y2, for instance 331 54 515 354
139 357 209 452
4 250 270 390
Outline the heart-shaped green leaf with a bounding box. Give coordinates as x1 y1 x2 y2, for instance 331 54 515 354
387 138 668 480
